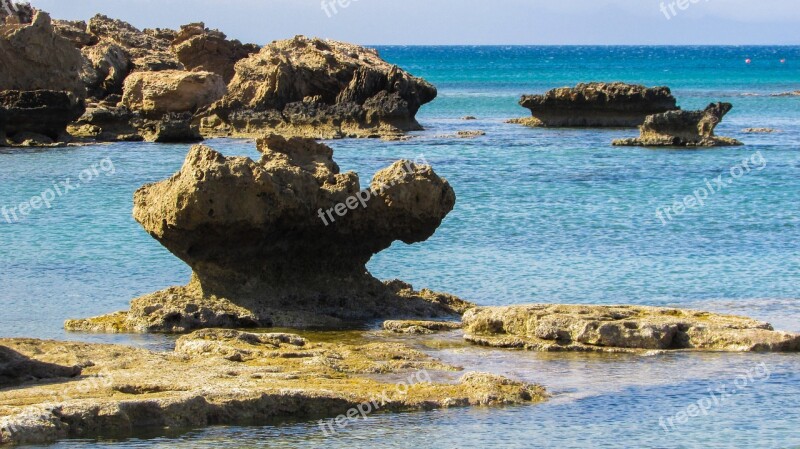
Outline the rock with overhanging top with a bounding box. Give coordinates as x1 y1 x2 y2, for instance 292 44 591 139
462 305 800 353
65 135 470 332
200 36 437 139
515 82 679 128
171 22 260 83
612 102 743 147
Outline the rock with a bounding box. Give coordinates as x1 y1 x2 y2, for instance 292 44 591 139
612 102 743 147
201 36 437 139
0 1 33 24
0 11 85 96
171 22 260 83
461 116 477 120
0 333 545 445
456 130 485 138
742 128 779 133
462 305 800 353
86 14 182 71
517 82 678 127
0 90 85 142
67 104 143 142
66 136 471 332
139 112 203 143
771 90 800 97
52 19 96 48
80 41 132 98
383 320 463 334
121 70 225 118
0 345 81 388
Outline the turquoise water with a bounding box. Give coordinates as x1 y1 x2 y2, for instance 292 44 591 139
2 46 800 448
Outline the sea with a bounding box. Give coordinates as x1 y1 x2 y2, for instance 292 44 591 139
1 46 799 448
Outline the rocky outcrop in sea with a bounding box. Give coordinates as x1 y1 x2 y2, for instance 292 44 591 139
66 135 469 332
0 9 437 146
513 82 678 128
612 102 743 147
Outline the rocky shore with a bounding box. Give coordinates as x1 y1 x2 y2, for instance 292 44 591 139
0 330 545 445
513 82 678 128
462 305 800 353
613 102 743 147
0 8 436 147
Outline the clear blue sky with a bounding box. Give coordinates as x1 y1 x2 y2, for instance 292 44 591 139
29 0 800 45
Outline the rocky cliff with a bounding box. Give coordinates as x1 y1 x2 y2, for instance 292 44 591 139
66 136 470 332
613 102 743 147
515 82 679 128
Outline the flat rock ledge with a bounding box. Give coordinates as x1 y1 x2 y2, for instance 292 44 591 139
383 320 463 335
462 305 800 353
613 102 743 147
0 330 545 446
515 82 678 128
65 135 471 333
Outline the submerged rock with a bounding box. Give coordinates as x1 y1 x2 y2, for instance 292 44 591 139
742 127 779 133
66 135 471 332
516 82 678 128
0 332 545 445
612 102 743 147
200 36 437 139
383 320 463 334
462 305 800 353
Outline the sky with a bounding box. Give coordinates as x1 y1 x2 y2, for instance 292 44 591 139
28 0 800 45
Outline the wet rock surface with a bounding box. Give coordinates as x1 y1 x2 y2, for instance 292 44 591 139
613 102 743 147
516 82 678 128
0 331 545 445
462 305 800 353
383 320 463 334
66 136 470 332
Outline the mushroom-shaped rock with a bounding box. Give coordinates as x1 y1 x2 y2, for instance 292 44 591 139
66 135 470 332
613 102 743 147
516 82 679 128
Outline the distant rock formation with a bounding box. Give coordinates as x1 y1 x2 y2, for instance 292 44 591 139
515 82 678 127
171 22 260 83
771 90 800 97
0 11 86 145
66 135 470 332
463 305 800 353
612 102 743 147
200 36 437 139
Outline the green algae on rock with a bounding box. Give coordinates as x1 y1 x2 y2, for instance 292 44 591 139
0 330 545 446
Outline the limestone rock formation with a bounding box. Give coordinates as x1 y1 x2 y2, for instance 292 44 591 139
171 22 260 83
0 90 85 145
85 14 182 72
200 36 437 139
516 82 678 127
383 320 463 334
66 136 470 332
0 333 545 445
80 41 132 99
0 345 81 388
121 70 225 117
612 102 743 147
0 11 86 96
462 305 800 353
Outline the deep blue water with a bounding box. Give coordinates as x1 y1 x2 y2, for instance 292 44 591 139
2 46 800 448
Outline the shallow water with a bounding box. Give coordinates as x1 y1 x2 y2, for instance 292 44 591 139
2 46 800 448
